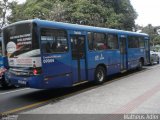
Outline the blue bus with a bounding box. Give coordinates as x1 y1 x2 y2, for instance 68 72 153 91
0 33 9 88
3 19 150 89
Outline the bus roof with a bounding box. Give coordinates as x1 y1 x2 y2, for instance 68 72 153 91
4 19 149 37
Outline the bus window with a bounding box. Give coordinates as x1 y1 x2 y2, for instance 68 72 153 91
88 32 106 51
3 23 39 58
139 37 145 48
128 36 139 48
71 36 85 59
41 29 68 53
107 34 118 49
88 32 93 50
93 33 106 50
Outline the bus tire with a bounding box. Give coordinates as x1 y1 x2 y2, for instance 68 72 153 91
1 77 10 88
94 66 106 84
1 81 9 88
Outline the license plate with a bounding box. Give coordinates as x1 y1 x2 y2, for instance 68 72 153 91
18 80 27 85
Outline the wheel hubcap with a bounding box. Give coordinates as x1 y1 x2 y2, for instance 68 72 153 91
97 70 104 82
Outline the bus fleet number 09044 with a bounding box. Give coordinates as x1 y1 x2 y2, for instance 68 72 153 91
43 58 55 64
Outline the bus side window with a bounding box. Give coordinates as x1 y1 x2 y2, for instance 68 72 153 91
45 42 52 53
128 36 139 48
41 29 68 53
107 34 118 49
93 33 106 51
51 41 57 51
139 37 145 48
88 32 107 51
88 32 93 50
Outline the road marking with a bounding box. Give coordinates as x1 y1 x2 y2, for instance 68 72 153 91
1 90 83 115
0 88 30 96
1 99 51 115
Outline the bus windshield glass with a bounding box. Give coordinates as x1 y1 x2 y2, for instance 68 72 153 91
3 22 41 68
3 23 39 58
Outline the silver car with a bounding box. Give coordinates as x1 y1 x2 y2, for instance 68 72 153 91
150 51 159 65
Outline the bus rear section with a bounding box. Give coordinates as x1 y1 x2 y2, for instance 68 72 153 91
3 22 45 88
3 21 76 89
39 28 73 88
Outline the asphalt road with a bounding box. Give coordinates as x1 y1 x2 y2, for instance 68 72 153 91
0 64 159 116
0 80 104 114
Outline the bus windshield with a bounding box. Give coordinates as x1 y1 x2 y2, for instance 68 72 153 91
3 23 39 58
3 22 41 68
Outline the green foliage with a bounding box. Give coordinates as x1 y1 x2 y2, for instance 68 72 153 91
8 1 25 23
0 1 2 13
153 35 160 45
7 0 137 30
65 0 105 26
0 0 10 28
142 24 160 46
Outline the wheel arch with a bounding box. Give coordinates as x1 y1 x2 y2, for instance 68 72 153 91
96 63 107 74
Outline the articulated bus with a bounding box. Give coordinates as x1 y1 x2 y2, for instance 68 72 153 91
2 19 150 89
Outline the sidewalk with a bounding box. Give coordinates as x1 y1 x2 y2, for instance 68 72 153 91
23 65 160 114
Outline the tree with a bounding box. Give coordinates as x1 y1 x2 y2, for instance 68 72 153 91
112 0 137 30
142 24 160 46
65 0 105 26
48 0 66 21
7 1 24 23
153 35 160 45
8 0 137 30
0 0 10 28
8 0 51 22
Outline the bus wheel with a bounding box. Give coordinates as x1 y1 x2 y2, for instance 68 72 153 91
1 81 10 88
1 77 10 88
94 66 106 84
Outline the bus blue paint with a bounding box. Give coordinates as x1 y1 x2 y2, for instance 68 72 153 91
3 19 150 89
0 35 9 87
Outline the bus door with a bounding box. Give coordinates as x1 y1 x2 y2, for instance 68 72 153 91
70 35 86 84
119 36 127 71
